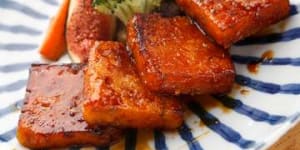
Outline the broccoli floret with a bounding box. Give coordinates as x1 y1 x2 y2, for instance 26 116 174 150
93 0 161 24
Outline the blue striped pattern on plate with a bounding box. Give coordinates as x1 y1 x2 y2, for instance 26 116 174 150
0 0 299 150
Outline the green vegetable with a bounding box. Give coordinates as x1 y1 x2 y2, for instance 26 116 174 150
93 0 161 24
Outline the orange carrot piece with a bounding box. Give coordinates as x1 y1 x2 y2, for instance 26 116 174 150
39 0 70 61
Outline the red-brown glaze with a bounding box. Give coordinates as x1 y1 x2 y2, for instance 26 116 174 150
262 50 274 61
83 41 183 129
66 0 115 62
17 64 122 149
247 50 274 74
127 14 235 95
247 63 259 74
176 0 290 48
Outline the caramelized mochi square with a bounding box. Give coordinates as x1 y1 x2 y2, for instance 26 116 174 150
83 41 183 129
127 14 235 95
17 64 122 149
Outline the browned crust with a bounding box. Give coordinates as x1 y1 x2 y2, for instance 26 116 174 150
66 0 116 62
83 41 183 129
17 64 122 149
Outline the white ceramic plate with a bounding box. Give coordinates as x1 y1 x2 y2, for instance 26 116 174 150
0 0 299 150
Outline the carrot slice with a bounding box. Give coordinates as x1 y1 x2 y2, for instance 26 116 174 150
39 0 70 61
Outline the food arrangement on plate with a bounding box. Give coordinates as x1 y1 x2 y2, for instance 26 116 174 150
14 0 292 149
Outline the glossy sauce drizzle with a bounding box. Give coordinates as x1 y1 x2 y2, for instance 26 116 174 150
247 63 259 74
247 50 274 74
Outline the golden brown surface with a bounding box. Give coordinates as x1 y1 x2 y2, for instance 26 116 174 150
176 0 290 48
17 64 122 149
66 0 116 62
83 41 183 129
127 14 235 95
